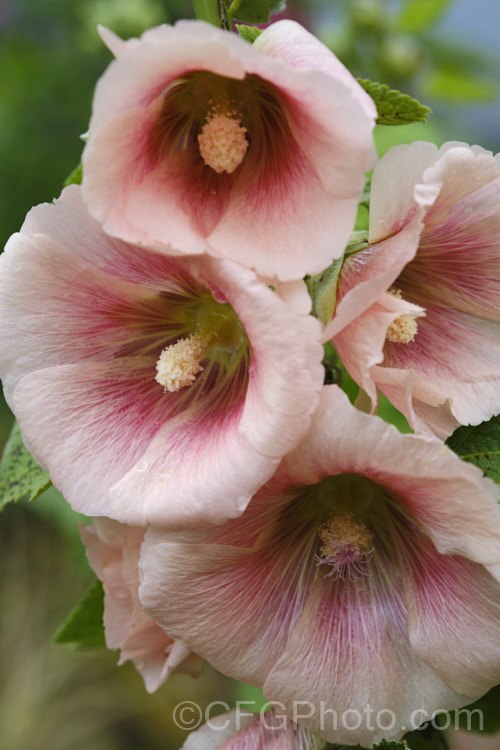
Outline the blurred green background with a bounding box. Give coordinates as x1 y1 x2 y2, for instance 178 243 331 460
0 1 499 748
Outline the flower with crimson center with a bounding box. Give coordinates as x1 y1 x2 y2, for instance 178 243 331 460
140 386 500 746
82 19 376 281
0 185 323 528
327 141 500 438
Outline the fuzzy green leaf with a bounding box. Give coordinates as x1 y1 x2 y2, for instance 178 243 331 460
0 421 51 511
63 162 82 187
358 79 431 126
236 24 263 43
446 415 500 486
374 741 410 750
54 578 106 649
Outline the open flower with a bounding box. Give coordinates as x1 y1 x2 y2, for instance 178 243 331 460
181 708 325 749
0 185 323 527
327 142 500 438
81 20 376 281
80 518 203 692
140 386 500 747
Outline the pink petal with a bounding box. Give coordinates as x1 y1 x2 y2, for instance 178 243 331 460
139 507 316 685
264 545 467 746
404 534 500 697
182 708 325 749
80 518 201 693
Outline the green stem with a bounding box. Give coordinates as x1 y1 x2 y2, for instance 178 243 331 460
192 0 224 27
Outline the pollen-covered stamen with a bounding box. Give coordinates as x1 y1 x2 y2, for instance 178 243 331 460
155 333 208 393
315 513 374 581
198 111 249 174
386 288 418 344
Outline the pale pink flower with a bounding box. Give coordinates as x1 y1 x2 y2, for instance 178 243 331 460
327 142 500 438
0 185 323 527
140 386 500 747
181 708 325 749
80 518 202 692
81 20 376 281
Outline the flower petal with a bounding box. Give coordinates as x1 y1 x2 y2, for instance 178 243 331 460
80 518 201 693
264 546 468 746
404 534 500 697
139 507 316 684
182 708 325 750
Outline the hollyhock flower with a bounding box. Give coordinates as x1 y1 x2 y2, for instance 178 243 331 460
327 142 500 438
140 386 500 747
80 518 202 692
81 19 377 281
0 185 323 527
181 708 325 749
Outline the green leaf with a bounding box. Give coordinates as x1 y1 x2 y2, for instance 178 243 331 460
236 24 263 43
63 162 82 187
357 79 431 126
192 0 224 27
228 0 270 24
397 0 451 33
0 421 51 511
374 740 410 750
401 725 449 750
446 415 500 486
454 684 500 733
54 577 106 649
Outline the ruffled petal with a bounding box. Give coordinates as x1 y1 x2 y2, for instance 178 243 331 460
80 518 201 693
282 388 500 567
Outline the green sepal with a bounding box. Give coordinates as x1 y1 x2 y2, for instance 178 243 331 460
306 231 369 328
54 577 106 649
446 415 500 486
63 162 82 187
0 421 51 512
236 24 263 43
306 258 344 329
358 79 431 126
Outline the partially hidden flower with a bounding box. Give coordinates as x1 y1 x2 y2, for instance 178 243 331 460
140 386 500 747
0 185 323 527
181 708 325 749
81 20 377 281
80 518 203 692
326 142 500 438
